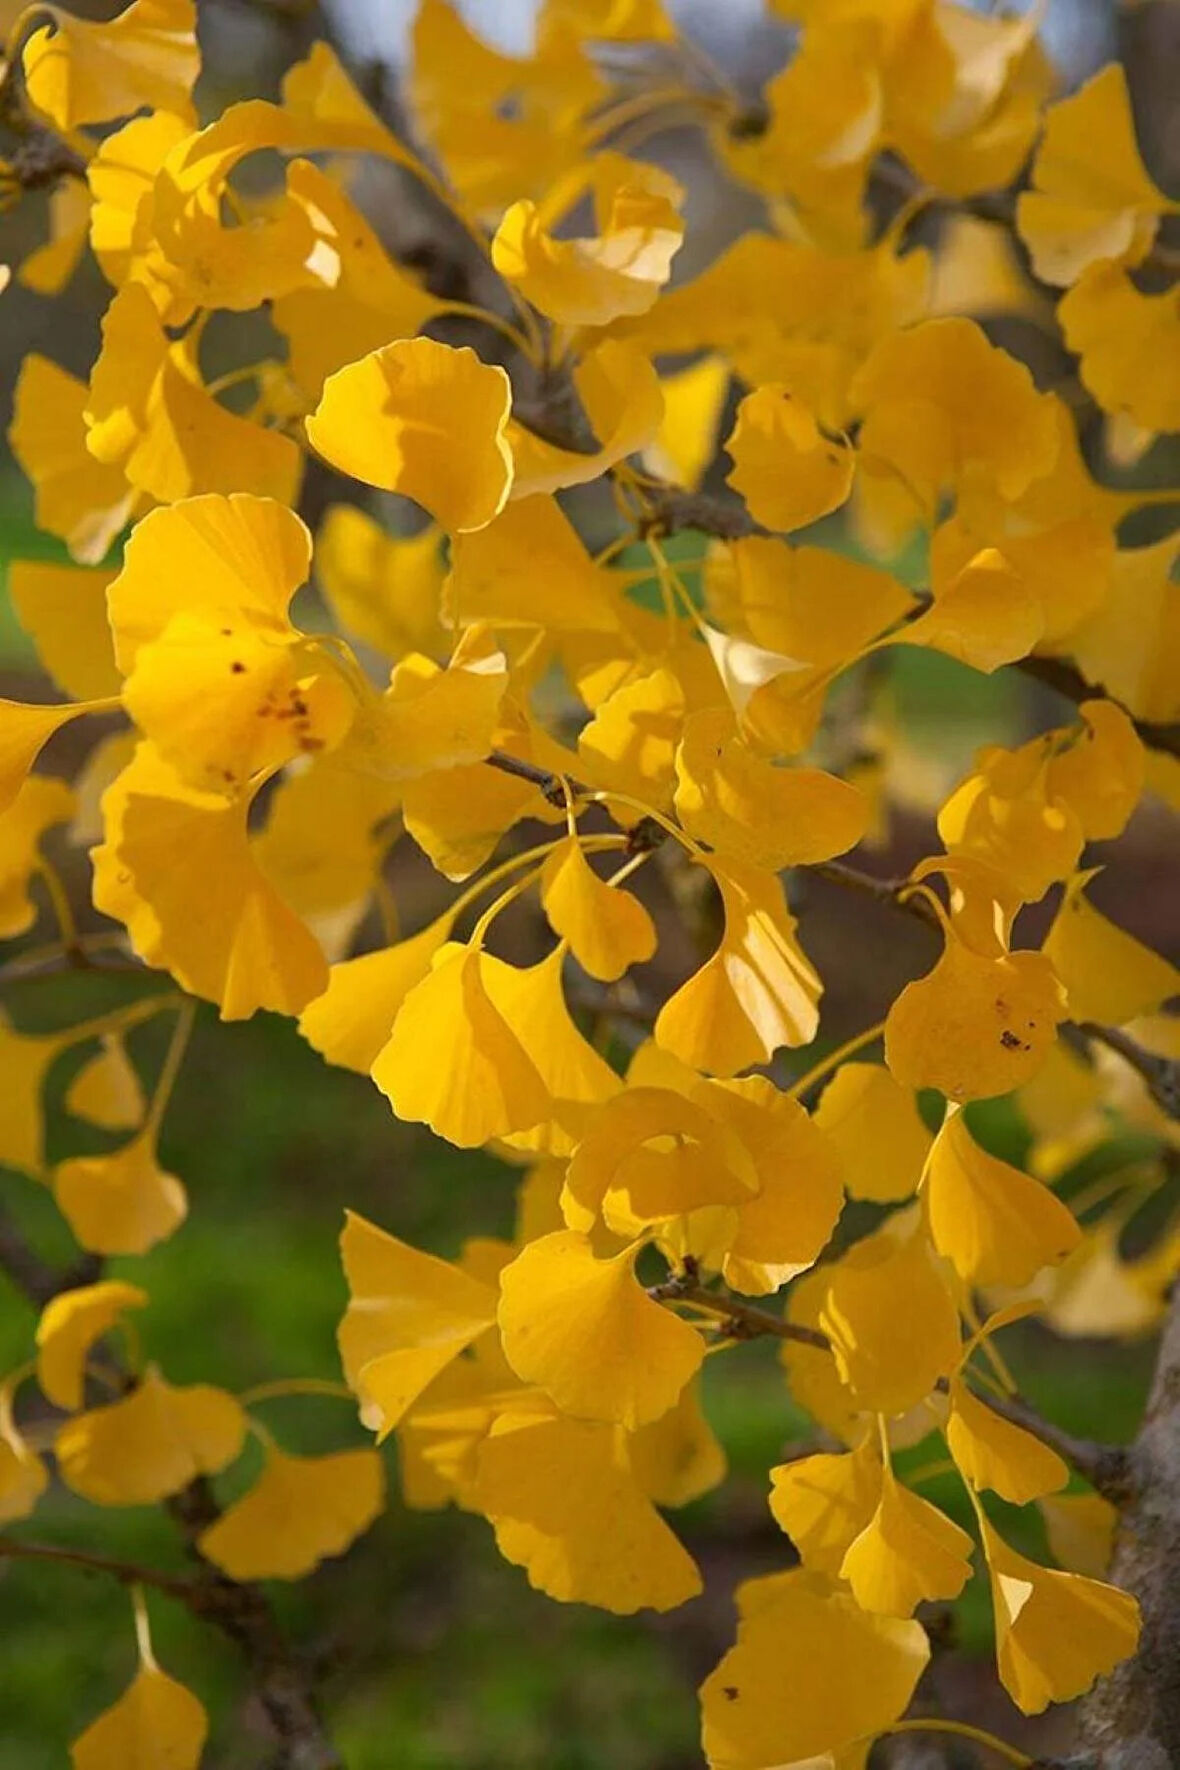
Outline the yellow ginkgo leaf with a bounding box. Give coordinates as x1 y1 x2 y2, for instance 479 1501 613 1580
314 506 446 663
674 708 869 870
372 942 550 1148
700 1076 844 1295
1016 63 1172 286
35 1280 149 1411
780 1267 865 1449
498 1231 704 1429
562 1082 754 1235
8 355 138 565
0 773 75 939
707 535 915 672
107 491 310 672
447 494 622 638
0 1015 66 1177
725 385 855 534
56 1368 246 1505
306 338 513 533
0 1379 48 1526
7 562 121 702
539 838 656 982
655 858 822 1076
480 944 622 1156
92 742 328 1022
400 747 550 880
22 0 199 132
628 1381 726 1509
472 1405 701 1614
813 1062 931 1203
492 154 683 327
107 489 353 796
644 353 730 492
1068 533 1180 725
1058 260 1180 437
821 1223 961 1416
0 700 97 818
65 1034 146 1132
938 738 1086 907
980 1511 1140 1714
273 161 447 401
852 316 1059 530
197 1445 384 1579
299 916 454 1074
1044 874 1180 1028
700 1569 929 1770
508 340 664 500
84 285 303 509
840 1460 974 1617
337 1210 497 1438
53 1132 188 1258
123 613 355 799
884 926 1066 1102
355 634 507 780
86 107 191 301
71 1662 207 1770
577 667 686 810
1039 1490 1118 1580
248 756 400 939
769 1433 881 1577
1046 701 1144 845
901 547 1044 673
279 39 416 162
946 1377 1069 1505
924 1110 1080 1288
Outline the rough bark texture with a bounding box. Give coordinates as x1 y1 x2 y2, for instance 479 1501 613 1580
1079 1286 1180 1770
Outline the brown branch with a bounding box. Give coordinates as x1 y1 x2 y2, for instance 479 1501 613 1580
0 1534 196 1599
0 1204 100 1306
973 1388 1133 1504
167 1480 344 1770
1016 655 1180 762
1079 1024 1180 1123
809 860 942 928
483 748 582 804
635 483 764 541
649 1267 831 1350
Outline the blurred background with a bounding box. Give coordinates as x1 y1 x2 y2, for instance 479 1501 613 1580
0 1 1177 1765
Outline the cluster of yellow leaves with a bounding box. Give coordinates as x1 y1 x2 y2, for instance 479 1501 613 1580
1 0 1177 1763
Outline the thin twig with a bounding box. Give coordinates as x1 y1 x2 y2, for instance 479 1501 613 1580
974 1389 1134 1504
0 1534 196 1599
1079 1023 1180 1123
0 1205 100 1306
1016 656 1180 762
483 749 582 803
809 860 941 928
649 1268 831 1350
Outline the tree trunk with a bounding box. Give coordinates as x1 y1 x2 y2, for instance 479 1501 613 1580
1079 1285 1180 1768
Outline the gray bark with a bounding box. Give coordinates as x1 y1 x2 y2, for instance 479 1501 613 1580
1079 1285 1180 1768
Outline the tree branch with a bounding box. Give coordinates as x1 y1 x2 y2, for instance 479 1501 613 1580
810 860 942 928
0 1204 100 1306
1081 1282 1180 1767
975 1389 1133 1504
648 1267 831 1350
1079 1024 1180 1123
1015 655 1180 762
0 1534 196 1599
